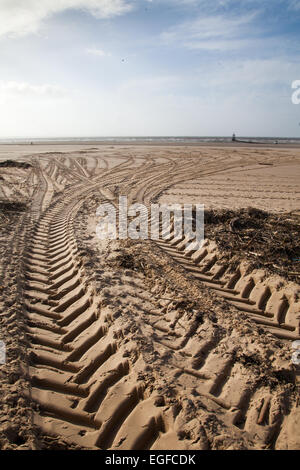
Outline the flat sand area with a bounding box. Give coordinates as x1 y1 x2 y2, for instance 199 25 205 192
0 144 299 450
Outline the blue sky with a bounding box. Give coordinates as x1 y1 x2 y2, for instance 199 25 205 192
0 0 299 137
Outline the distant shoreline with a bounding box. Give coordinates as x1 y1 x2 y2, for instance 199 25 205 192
0 136 300 143
1 140 300 149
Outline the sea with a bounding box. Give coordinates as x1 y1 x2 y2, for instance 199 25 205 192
0 136 300 145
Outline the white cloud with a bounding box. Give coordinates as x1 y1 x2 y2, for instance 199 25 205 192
161 12 260 51
195 58 300 90
118 75 180 92
0 0 133 38
288 0 300 10
0 80 66 97
0 70 298 138
150 0 300 10
86 47 111 57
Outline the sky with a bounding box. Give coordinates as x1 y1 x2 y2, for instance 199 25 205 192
0 0 300 138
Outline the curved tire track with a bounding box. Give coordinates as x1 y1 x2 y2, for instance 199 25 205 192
23 151 299 450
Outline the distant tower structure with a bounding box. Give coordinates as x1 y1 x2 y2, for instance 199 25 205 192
232 133 236 142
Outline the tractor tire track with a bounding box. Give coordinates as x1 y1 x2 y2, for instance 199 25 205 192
24 168 171 449
21 151 299 450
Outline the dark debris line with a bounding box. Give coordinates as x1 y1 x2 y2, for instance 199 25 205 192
203 207 300 283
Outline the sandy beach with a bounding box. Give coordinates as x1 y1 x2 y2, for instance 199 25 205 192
0 143 300 450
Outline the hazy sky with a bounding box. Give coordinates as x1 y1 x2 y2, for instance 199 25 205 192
0 0 300 137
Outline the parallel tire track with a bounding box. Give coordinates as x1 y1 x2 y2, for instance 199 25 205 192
24 179 169 449
128 163 300 343
23 152 299 450
154 234 300 342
